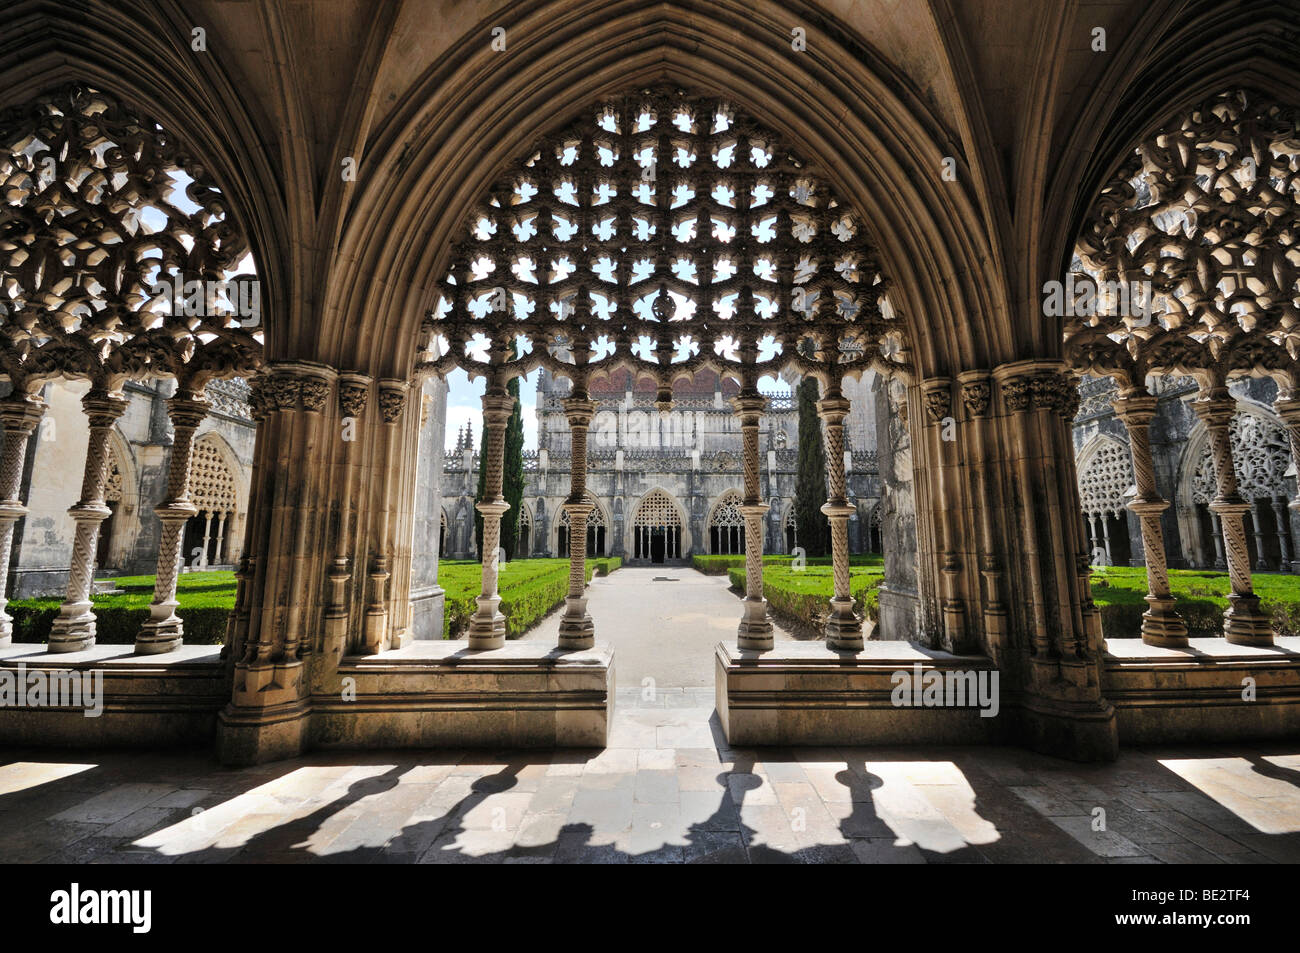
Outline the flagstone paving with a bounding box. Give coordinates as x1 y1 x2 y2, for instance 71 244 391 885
2 694 1299 863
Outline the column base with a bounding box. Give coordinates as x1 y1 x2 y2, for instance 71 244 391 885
1223 593 1274 646
1140 595 1188 648
737 596 772 651
825 597 864 651
137 608 183 655
48 604 95 653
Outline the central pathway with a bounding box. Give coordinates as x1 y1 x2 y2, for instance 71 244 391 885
525 566 796 690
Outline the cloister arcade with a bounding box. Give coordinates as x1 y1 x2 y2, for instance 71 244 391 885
0 0 1296 768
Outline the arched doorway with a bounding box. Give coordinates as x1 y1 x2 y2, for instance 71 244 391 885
633 489 684 565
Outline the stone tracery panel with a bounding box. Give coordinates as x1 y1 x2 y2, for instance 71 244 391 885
1067 89 1300 388
1078 438 1134 519
634 488 683 527
189 437 239 513
417 87 910 389
0 84 262 391
709 489 745 526
1191 412 1291 504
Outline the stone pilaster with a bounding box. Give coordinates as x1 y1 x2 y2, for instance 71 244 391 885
1193 389 1272 645
361 379 407 653
733 393 772 650
48 389 128 653
558 394 596 649
323 374 370 665
0 395 45 647
817 383 862 650
136 392 208 654
467 386 513 650
1112 389 1188 647
219 361 336 764
957 371 1007 659
989 360 1116 761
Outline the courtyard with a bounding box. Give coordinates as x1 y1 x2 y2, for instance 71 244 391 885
2 568 1299 864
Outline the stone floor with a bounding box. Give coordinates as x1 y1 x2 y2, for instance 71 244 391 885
524 566 800 689
2 692 1299 863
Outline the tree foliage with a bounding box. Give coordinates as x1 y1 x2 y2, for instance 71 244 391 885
793 376 829 557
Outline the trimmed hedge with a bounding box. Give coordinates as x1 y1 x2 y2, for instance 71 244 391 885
8 570 237 645
728 563 885 628
439 556 620 639
1090 566 1300 639
693 553 883 575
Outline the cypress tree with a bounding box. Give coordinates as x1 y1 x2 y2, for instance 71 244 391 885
793 376 829 557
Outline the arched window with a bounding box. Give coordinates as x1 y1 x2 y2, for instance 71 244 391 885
709 489 746 555
633 489 683 564
558 493 606 557
1191 411 1293 570
784 506 798 554
95 451 124 571
1078 438 1134 566
183 438 240 568
517 503 532 558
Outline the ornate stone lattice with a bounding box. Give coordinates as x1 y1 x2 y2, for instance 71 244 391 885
1078 438 1134 518
709 489 745 527
189 438 238 513
1191 412 1292 503
418 87 909 388
633 488 682 527
1067 89 1300 389
0 84 262 392
104 455 123 504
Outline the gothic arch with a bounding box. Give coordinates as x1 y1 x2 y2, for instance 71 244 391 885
627 486 691 557
98 427 139 571
1076 434 1134 520
553 493 609 557
328 0 1008 380
186 431 247 565
0 6 289 350
708 489 746 555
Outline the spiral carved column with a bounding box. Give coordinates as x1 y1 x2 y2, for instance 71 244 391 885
558 395 596 649
49 389 128 653
1272 397 1300 573
136 393 208 654
0 395 46 646
734 393 772 650
1193 390 1272 645
1112 390 1187 647
467 388 513 650
818 386 862 650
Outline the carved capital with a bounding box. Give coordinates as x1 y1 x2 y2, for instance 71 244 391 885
921 379 952 422
959 377 991 418
376 380 408 423
82 390 128 428
338 374 370 418
300 378 330 413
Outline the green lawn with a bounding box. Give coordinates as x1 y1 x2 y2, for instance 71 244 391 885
7 570 238 644
726 559 1300 638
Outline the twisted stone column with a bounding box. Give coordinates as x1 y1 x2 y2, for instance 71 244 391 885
1274 397 1300 572
817 387 862 650
0 395 46 646
49 389 128 653
1271 499 1291 570
558 395 596 649
136 392 208 654
467 389 513 650
1193 390 1272 645
1112 392 1187 647
734 393 772 650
